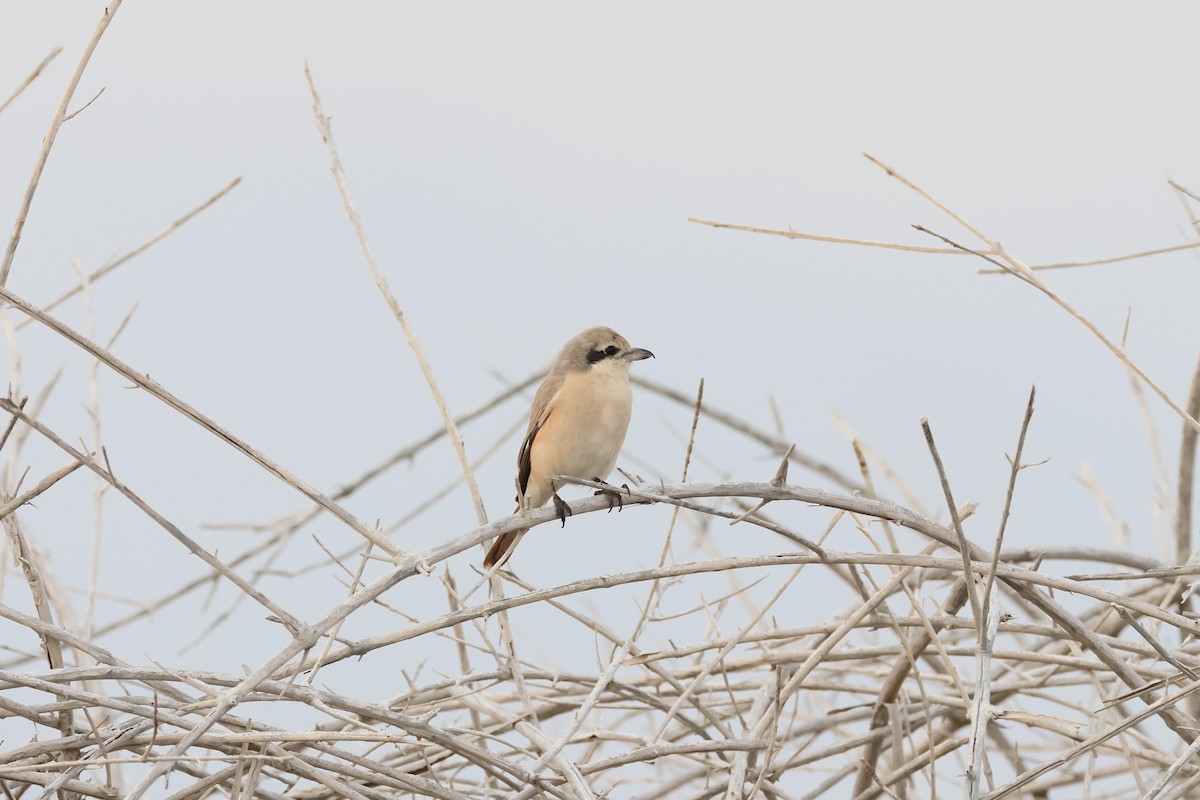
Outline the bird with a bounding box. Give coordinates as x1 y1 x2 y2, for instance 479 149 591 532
484 326 654 569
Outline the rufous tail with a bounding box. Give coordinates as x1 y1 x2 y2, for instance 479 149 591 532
483 528 526 569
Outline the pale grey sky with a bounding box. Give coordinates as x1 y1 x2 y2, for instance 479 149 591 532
2 3 1200 790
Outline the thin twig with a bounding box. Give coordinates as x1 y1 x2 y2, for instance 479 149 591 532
1170 179 1200 205
18 177 242 328
981 386 1036 625
305 65 486 528
913 224 1200 436
0 1 124 287
0 458 85 521
922 418 982 634
0 287 397 555
688 217 964 254
632 374 864 492
0 400 303 632
1175 353 1200 565
0 396 29 455
0 47 63 116
864 152 994 246
995 241 1200 273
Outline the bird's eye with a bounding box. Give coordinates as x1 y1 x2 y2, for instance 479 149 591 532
588 344 622 364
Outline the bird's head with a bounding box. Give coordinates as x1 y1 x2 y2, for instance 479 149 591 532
560 326 654 374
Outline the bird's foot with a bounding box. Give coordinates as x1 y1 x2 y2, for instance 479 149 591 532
592 477 630 513
552 492 573 527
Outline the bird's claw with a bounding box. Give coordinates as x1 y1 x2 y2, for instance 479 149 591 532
592 477 628 513
552 492 573 527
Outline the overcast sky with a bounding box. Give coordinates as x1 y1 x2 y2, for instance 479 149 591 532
3 0 1200 751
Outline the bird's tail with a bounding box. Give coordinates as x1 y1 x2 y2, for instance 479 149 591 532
483 528 526 569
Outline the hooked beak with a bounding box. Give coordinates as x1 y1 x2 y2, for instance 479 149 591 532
624 347 654 362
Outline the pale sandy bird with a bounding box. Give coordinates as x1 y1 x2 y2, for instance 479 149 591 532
484 327 654 568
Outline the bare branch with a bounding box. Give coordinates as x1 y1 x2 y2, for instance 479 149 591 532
0 287 397 555
18 177 242 327
0 1 124 287
0 47 63 116
305 66 487 527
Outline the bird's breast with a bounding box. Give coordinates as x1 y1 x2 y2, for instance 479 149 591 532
530 369 633 490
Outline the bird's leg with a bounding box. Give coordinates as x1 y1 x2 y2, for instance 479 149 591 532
551 492 573 527
592 477 628 513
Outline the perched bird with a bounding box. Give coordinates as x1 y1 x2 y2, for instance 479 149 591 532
484 327 654 569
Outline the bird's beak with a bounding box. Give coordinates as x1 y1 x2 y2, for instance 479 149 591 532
624 347 654 362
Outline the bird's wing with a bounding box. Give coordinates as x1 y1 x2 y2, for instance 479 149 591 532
516 371 565 502
515 419 544 500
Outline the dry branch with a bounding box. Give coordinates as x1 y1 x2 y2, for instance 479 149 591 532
4 50 1198 800
1 1 124 287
